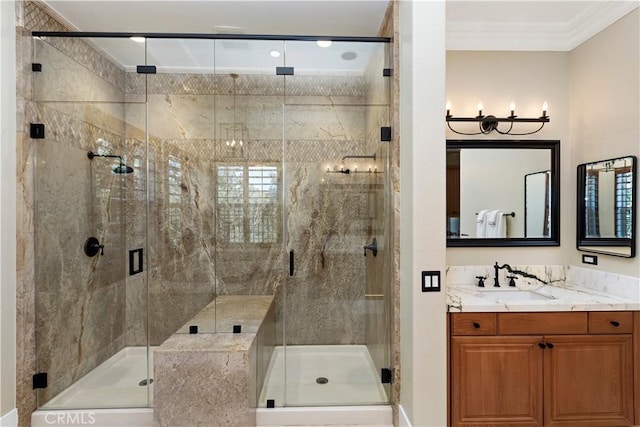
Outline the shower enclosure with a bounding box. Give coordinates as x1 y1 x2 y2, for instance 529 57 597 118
31 32 392 412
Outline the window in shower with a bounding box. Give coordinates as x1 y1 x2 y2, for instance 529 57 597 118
217 164 280 243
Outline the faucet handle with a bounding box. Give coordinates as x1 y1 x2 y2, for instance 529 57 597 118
475 276 485 287
507 275 517 287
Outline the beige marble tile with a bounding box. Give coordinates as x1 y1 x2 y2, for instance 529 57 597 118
175 295 274 334
154 334 256 427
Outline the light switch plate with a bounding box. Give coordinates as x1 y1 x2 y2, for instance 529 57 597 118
422 271 441 292
582 254 598 265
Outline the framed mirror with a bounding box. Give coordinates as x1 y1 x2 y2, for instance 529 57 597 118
577 156 636 258
446 139 560 247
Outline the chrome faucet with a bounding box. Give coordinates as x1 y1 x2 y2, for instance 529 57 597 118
493 262 512 287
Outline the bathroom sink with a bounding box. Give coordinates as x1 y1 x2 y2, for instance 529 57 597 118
475 289 552 301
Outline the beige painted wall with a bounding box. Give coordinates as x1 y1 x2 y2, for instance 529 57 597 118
0 0 17 418
399 1 447 425
570 8 640 277
446 51 571 266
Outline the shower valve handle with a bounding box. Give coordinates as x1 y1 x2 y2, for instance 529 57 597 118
363 237 378 257
84 237 104 257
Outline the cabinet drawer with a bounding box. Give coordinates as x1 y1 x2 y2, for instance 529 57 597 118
589 311 633 334
498 312 588 335
451 313 497 335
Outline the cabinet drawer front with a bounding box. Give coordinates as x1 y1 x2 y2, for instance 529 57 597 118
589 311 633 334
498 312 588 335
451 313 497 335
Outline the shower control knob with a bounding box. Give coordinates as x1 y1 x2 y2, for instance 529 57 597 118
363 237 378 257
84 237 104 257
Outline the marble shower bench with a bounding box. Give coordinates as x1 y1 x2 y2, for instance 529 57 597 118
154 295 275 427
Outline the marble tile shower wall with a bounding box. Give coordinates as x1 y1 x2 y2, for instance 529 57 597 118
17 0 135 418
124 71 376 345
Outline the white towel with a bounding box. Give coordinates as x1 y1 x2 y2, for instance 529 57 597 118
476 210 488 238
486 210 499 225
486 210 507 238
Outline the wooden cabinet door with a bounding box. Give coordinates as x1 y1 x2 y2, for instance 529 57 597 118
543 335 634 426
451 336 544 426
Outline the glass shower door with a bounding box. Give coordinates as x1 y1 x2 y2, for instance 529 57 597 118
32 35 149 409
281 40 392 406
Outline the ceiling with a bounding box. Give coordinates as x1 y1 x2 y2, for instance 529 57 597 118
40 0 639 72
41 0 390 36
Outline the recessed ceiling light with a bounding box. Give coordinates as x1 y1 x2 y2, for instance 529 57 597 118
270 50 281 58
130 37 146 43
341 51 357 61
317 40 332 48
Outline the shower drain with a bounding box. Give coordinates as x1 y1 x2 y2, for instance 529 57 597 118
316 377 329 385
138 378 154 386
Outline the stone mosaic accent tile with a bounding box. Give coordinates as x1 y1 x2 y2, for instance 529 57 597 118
126 72 365 97
23 1 70 33
25 2 125 91
34 102 125 152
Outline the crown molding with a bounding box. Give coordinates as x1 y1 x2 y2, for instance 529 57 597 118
447 2 639 51
567 1 639 50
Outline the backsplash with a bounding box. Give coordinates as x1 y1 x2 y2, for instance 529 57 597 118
446 265 567 287
566 266 640 301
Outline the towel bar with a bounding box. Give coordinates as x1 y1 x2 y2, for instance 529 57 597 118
475 211 515 217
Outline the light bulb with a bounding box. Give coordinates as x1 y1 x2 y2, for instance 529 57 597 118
542 101 548 117
226 140 230 146
477 102 483 116
231 139 236 147
239 139 243 147
317 40 332 48
509 101 515 116
446 101 452 116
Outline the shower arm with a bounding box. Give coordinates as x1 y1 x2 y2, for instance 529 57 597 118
87 151 123 162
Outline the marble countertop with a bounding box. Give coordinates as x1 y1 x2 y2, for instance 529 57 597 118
447 281 640 313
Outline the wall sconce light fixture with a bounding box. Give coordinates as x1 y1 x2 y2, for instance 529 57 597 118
446 101 550 135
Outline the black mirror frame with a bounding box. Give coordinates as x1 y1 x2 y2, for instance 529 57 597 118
446 139 561 247
576 155 637 258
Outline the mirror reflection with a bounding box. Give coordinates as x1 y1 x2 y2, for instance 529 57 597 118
447 140 560 247
577 156 636 257
525 171 551 238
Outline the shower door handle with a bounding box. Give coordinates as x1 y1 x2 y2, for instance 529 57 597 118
289 250 294 276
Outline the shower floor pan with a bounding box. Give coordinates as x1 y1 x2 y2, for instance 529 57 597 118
259 345 388 407
40 346 155 410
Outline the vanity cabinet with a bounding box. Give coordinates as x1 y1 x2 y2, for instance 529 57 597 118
450 312 636 427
